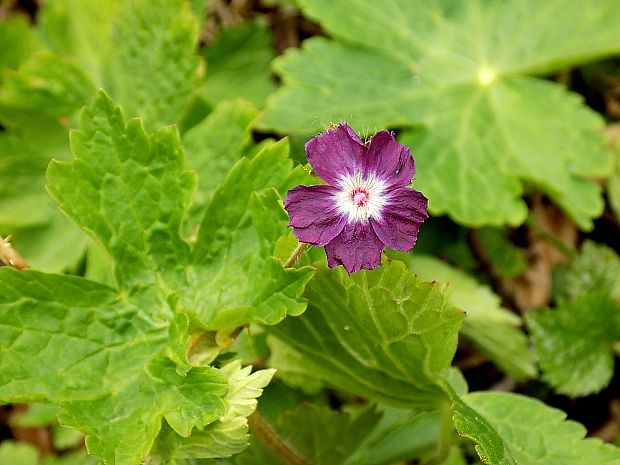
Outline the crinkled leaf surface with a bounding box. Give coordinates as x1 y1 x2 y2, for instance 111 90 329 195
60 358 227 465
189 139 314 331
269 260 464 407
407 254 535 380
452 392 620 465
555 240 620 303
1 92 291 464
0 269 168 403
47 91 194 292
526 292 620 396
0 0 201 271
153 361 275 461
261 0 618 228
103 0 200 129
203 19 276 107
182 99 258 223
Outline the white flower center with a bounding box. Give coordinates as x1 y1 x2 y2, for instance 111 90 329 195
334 172 388 222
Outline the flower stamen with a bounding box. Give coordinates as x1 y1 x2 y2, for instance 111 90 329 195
334 172 387 222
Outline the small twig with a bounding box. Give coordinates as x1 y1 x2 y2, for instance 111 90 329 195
283 242 309 268
0 235 29 270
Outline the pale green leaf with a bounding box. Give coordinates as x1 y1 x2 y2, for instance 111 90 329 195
555 240 620 303
182 99 258 221
267 335 324 394
261 37 418 135
0 123 87 273
407 254 535 380
269 260 464 408
453 391 620 465
0 441 39 465
204 19 276 107
526 292 620 396
47 90 194 291
345 408 441 465
38 0 121 81
60 357 227 465
153 361 275 461
0 52 95 118
0 268 169 403
262 0 617 228
0 15 40 77
104 0 200 129
188 139 314 330
10 212 89 272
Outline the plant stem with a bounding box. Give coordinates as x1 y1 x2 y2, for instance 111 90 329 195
283 242 310 268
248 412 309 465
426 401 453 465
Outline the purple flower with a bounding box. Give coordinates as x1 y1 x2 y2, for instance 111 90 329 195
284 123 428 273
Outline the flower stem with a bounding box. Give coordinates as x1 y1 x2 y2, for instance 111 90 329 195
283 242 310 268
425 401 453 465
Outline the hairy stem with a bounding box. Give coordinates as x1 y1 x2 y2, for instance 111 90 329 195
283 242 310 268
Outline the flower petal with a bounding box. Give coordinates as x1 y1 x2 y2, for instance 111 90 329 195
325 221 384 273
305 123 366 184
284 184 346 246
370 187 428 251
365 131 415 188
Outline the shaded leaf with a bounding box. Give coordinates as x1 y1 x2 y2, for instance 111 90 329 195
269 260 464 407
453 391 620 465
526 292 620 396
204 19 276 107
407 254 535 380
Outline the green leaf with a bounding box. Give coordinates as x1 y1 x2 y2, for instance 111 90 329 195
261 0 617 229
204 19 276 107
452 391 620 465
0 15 40 78
209 403 381 465
38 0 121 81
0 268 169 403
0 52 95 119
182 99 258 223
555 240 620 303
346 408 441 465
188 139 314 330
474 228 527 279
153 361 275 461
269 260 464 407
0 130 88 272
0 441 39 465
47 90 194 291
407 254 535 380
104 0 200 129
60 357 227 465
526 292 620 396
